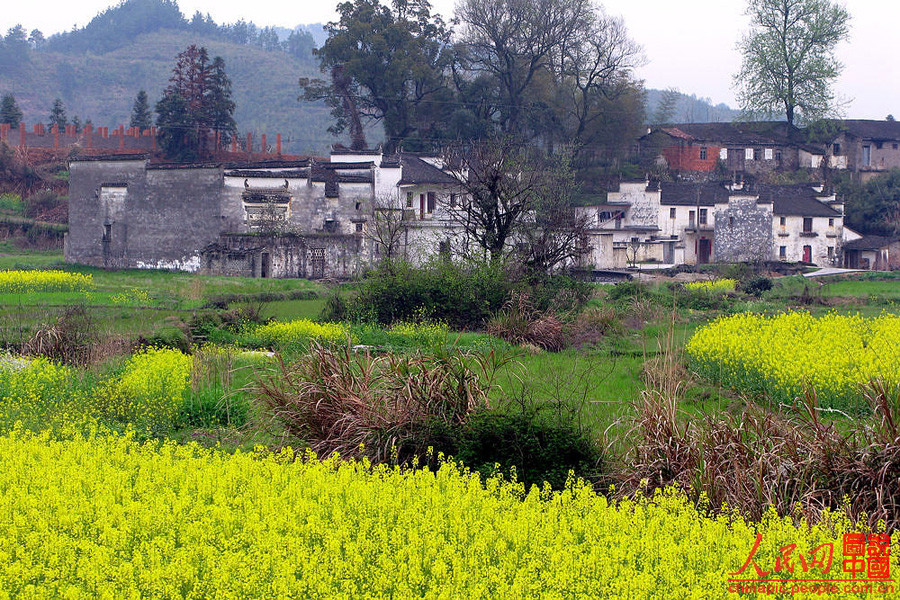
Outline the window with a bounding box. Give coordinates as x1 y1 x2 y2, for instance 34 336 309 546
355 202 361 211
699 208 708 225
426 191 436 213
828 218 834 227
764 148 773 160
689 210 696 226
355 223 363 233
745 148 754 160
803 217 813 233
862 145 872 166
728 216 734 227
779 216 786 227
699 146 708 160
719 148 728 160
753 148 761 161
406 192 413 208
833 143 841 155
449 193 457 208
827 246 834 258
779 246 786 259
775 149 783 162
669 207 676 219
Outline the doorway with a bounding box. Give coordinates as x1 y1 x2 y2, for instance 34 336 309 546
698 238 711 264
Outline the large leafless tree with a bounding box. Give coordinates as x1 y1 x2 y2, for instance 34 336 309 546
442 136 588 273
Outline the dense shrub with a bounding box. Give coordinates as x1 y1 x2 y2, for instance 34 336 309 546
740 275 774 296
457 408 602 490
350 260 511 328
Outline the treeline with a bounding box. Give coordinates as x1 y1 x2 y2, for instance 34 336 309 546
301 0 646 169
9 0 316 62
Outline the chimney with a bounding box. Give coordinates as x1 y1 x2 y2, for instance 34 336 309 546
85 124 93 149
53 124 59 149
261 134 267 156
276 133 282 155
246 132 253 157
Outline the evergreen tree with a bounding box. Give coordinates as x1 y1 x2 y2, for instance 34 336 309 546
155 45 237 160
206 57 237 149
130 90 152 130
0 94 23 127
48 98 67 130
155 92 194 161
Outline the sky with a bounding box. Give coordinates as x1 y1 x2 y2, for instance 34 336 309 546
4 0 897 120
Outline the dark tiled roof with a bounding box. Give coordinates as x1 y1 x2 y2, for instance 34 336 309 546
652 122 798 146
839 120 900 141
757 184 841 217
844 235 900 250
225 169 310 178
659 182 729 206
399 155 458 185
70 154 150 162
222 159 310 169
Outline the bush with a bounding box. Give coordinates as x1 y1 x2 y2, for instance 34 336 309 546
351 260 511 328
740 275 774 296
23 190 67 222
457 408 602 491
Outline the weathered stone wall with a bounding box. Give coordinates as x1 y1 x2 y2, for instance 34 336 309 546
713 196 774 263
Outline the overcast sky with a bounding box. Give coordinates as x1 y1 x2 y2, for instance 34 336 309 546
4 0 895 120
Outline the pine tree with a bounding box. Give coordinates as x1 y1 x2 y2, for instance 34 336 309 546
48 98 67 130
0 93 23 127
130 90 152 130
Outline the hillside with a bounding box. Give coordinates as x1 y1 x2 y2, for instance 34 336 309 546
0 31 341 155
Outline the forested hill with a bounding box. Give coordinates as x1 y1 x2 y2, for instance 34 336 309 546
0 0 339 155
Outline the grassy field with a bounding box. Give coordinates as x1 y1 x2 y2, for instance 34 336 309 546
4 249 899 443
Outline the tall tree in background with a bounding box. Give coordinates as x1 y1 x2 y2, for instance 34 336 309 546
456 0 591 136
206 56 237 148
155 45 236 161
300 0 452 152
0 94 23 128
734 0 850 126
130 90 152 130
47 98 67 130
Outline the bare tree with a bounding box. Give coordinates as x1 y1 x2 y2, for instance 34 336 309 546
442 136 586 273
550 10 644 153
367 194 408 270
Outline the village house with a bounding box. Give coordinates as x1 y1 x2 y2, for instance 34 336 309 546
65 149 462 279
640 122 825 179
577 180 857 269
827 120 900 182
842 235 900 270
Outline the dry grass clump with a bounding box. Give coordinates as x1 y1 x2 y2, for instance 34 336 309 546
22 306 127 366
623 361 900 528
487 292 564 351
254 342 508 465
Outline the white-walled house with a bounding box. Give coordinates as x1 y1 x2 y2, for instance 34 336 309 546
578 181 853 269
